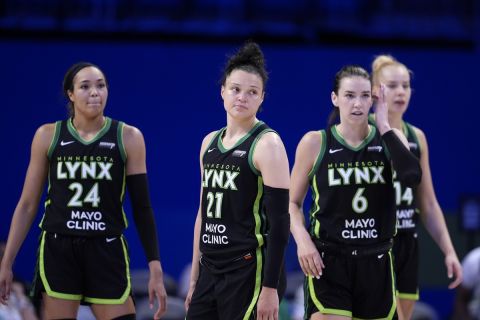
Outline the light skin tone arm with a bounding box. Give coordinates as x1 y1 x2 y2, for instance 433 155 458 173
0 124 52 305
253 132 290 320
123 125 167 319
414 127 462 289
289 131 325 279
184 131 217 311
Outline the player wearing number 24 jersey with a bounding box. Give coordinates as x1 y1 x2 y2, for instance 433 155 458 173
0 62 166 320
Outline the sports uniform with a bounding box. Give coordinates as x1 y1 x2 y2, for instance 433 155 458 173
392 122 422 300
187 121 286 320
304 125 397 319
31 117 131 304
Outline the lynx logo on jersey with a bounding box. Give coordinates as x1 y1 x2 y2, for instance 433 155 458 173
203 168 240 190
328 164 386 186
56 156 114 180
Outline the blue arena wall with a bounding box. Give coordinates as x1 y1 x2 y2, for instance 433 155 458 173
0 40 478 284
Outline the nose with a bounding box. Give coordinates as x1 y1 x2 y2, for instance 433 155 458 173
396 86 406 95
353 97 362 107
90 87 99 96
236 91 247 102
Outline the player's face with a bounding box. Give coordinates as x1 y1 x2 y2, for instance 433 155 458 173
376 65 411 115
68 66 108 119
332 76 372 124
221 69 264 120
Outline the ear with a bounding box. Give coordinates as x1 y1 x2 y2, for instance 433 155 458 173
67 90 74 102
220 86 225 100
331 91 338 107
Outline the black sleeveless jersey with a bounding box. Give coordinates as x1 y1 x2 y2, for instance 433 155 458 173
200 121 273 268
40 117 128 236
308 125 396 246
394 122 421 232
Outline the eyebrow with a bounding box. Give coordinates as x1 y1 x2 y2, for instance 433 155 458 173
343 90 371 94
229 82 260 89
79 79 105 83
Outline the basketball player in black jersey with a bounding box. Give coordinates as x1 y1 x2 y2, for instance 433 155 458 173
185 42 290 320
371 55 462 319
289 65 422 319
0 62 167 320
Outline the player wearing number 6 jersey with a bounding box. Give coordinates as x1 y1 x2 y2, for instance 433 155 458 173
185 42 290 320
0 62 167 320
289 65 422 320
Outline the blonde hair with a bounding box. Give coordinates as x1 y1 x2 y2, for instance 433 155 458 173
371 54 412 86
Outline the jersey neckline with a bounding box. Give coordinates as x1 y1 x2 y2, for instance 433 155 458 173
216 121 264 153
67 117 112 145
331 124 376 151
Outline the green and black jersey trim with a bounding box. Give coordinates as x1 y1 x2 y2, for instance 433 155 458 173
331 125 377 152
306 130 326 239
117 121 127 162
309 174 322 238
84 236 131 304
37 231 132 304
248 127 275 176
404 122 422 155
67 117 112 145
397 289 419 301
216 121 265 154
117 121 128 228
41 121 62 228
305 250 397 319
252 176 266 248
307 130 327 181
38 231 82 301
241 179 267 319
243 248 264 320
47 121 62 159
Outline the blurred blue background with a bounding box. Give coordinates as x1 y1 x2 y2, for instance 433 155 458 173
0 1 478 318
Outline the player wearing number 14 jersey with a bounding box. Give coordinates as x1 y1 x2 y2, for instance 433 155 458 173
371 54 462 319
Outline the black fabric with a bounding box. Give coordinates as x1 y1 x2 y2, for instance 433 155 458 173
111 314 136 320
314 238 393 257
126 174 160 262
382 130 422 188
262 185 290 288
